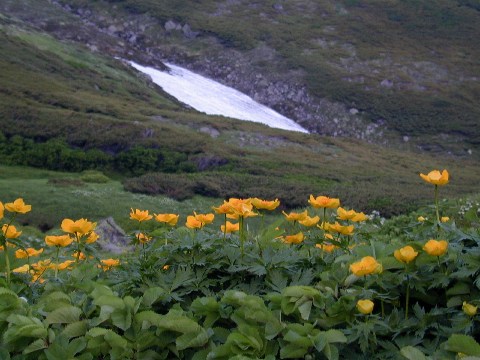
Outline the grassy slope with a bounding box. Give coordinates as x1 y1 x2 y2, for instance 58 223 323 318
62 0 480 151
0 14 479 224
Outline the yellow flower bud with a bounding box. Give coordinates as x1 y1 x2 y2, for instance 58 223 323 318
462 301 477 317
356 299 374 314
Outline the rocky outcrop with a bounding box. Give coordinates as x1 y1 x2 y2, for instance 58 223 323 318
95 217 131 254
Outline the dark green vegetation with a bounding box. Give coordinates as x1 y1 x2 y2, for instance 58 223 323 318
1 194 480 358
56 0 480 151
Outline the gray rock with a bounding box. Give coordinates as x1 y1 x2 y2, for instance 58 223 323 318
182 24 199 39
95 217 132 253
164 20 178 32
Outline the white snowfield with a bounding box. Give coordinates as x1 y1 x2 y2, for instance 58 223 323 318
129 61 309 133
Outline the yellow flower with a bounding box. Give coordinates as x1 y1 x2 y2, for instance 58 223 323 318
283 232 305 244
12 264 30 273
308 195 340 209
99 258 120 271
282 210 308 222
462 301 477 317
350 256 382 276
186 216 203 229
45 234 73 247
250 198 280 211
351 212 368 222
31 260 52 272
2 224 22 239
0 202 4 219
4 198 31 214
15 247 44 259
72 251 87 260
357 299 374 315
163 264 170 270
136 232 152 244
315 243 338 253
299 215 320 227
193 212 215 225
420 169 449 186
394 245 419 264
325 221 354 235
225 199 257 219
423 239 448 256
155 213 179 226
417 216 426 222
441 216 450 223
86 231 99 244
61 218 96 237
221 221 240 233
130 208 153 222
52 260 75 271
337 207 357 220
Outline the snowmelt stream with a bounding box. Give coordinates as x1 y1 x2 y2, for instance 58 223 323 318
129 61 309 133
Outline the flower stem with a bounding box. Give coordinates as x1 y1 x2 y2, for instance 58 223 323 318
4 245 11 286
239 216 245 258
54 247 60 279
434 185 440 225
405 274 410 320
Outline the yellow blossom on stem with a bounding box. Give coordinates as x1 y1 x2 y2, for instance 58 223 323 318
441 216 450 223
250 198 280 211
308 195 340 209
417 216 426 222
12 264 30 273
61 218 96 237
15 248 44 259
315 243 338 253
351 212 368 222
86 231 99 244
2 224 21 239
298 215 320 227
186 216 204 229
5 198 31 214
357 299 374 314
155 213 179 226
129 209 153 222
45 234 73 247
394 245 419 264
52 260 75 271
99 258 120 271
423 239 448 256
337 207 357 220
0 201 4 219
462 301 477 317
325 221 354 235
282 232 304 244
419 169 449 186
282 210 308 222
193 212 215 225
221 221 240 234
350 256 382 276
136 232 152 244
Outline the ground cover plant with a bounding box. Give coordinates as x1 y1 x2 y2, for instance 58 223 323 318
1 168 479 359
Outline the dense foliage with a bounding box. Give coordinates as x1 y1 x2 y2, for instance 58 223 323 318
1 171 479 359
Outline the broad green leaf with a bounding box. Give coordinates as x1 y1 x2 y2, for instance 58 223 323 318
400 346 427 360
445 334 480 356
176 328 210 350
45 306 82 325
93 295 125 310
324 330 347 344
279 343 308 359
23 338 47 354
297 300 312 321
142 287 166 307
60 320 88 339
446 282 471 296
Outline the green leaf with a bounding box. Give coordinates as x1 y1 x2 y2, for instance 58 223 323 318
445 334 480 356
280 343 308 359
23 338 47 354
60 320 88 339
93 295 125 310
142 287 166 307
400 346 427 360
45 306 82 325
176 328 210 350
323 330 347 344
